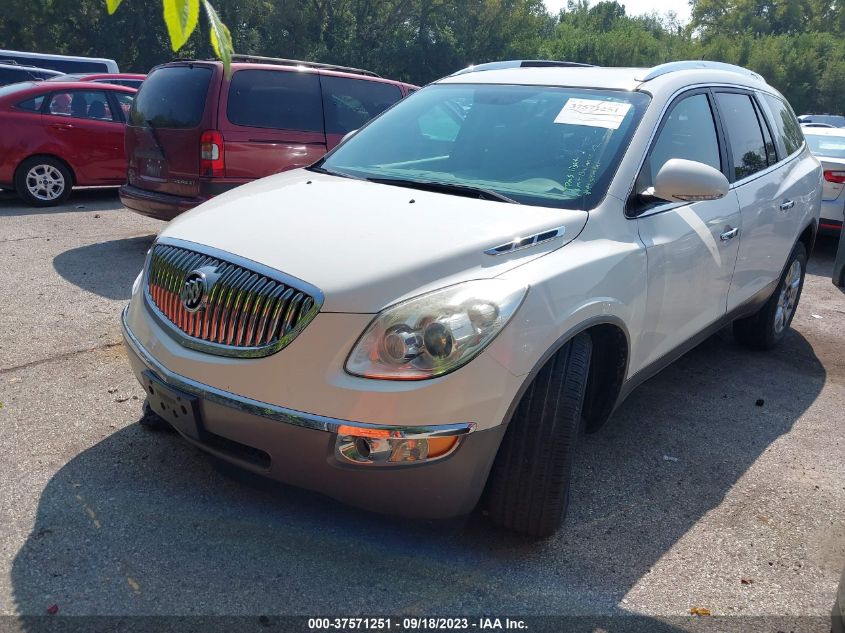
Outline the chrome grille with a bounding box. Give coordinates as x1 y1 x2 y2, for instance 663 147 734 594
144 241 320 358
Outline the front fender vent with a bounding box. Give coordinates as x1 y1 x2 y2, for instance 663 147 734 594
484 226 566 256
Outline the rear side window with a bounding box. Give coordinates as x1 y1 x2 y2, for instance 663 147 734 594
227 69 323 133
638 93 721 191
715 92 768 180
761 93 804 157
129 65 212 128
321 76 402 135
17 95 44 111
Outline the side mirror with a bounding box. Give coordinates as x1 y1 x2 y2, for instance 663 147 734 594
339 129 358 146
651 158 729 203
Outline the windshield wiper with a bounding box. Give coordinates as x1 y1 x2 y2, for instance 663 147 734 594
307 164 362 180
145 119 167 161
364 177 520 204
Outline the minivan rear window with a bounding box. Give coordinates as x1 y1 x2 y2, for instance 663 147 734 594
227 69 323 133
129 65 211 129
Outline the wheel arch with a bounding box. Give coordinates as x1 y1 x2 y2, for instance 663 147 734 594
797 219 817 256
15 154 77 187
500 315 631 435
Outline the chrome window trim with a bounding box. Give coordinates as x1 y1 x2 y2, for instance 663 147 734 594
123 306 475 438
143 236 324 359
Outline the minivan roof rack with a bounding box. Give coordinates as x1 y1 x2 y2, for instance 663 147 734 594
636 60 766 83
451 60 594 76
229 54 381 78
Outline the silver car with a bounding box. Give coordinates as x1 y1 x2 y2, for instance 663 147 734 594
123 60 821 537
804 126 845 233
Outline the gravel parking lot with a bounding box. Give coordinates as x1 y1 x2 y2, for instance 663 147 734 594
0 190 843 630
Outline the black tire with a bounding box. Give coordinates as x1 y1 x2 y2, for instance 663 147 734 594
733 242 807 349
485 332 592 537
14 156 73 207
139 399 173 432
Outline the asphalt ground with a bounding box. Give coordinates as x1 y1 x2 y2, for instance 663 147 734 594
0 190 843 631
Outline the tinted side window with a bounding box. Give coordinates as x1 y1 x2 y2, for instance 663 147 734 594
639 93 721 191
715 92 768 180
754 98 778 165
321 76 402 135
761 93 804 157
130 65 211 128
17 95 45 111
227 69 323 133
47 90 113 121
0 67 27 85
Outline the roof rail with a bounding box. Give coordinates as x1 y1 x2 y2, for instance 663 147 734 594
636 61 766 83
229 54 381 78
451 60 594 76
167 55 381 78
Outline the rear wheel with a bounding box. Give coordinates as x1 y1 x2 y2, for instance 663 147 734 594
733 242 807 349
485 333 592 537
15 156 72 207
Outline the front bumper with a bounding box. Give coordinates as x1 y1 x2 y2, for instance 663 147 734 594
122 308 505 519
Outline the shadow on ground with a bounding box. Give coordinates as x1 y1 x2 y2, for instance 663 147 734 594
9 318 825 630
0 189 122 217
53 235 154 300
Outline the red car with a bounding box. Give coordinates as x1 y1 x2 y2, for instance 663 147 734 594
0 81 136 206
46 73 147 90
120 56 417 220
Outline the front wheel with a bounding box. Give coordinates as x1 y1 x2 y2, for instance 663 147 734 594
14 156 72 207
485 333 592 537
733 242 807 349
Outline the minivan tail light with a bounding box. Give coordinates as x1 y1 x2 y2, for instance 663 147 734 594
200 130 225 177
824 170 845 184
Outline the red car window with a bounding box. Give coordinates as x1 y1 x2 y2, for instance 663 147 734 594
47 90 114 121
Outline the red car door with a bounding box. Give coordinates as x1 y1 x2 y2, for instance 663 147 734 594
43 88 127 184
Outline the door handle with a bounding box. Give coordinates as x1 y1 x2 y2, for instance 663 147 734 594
780 200 795 211
720 227 739 241
49 123 73 130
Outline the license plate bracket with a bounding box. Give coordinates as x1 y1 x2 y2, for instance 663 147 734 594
142 371 203 440
143 159 164 179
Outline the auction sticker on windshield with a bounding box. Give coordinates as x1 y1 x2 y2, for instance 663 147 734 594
554 98 632 129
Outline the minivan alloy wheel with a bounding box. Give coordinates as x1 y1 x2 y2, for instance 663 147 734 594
25 164 65 201
774 259 801 334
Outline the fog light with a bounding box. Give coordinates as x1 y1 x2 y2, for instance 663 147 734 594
335 425 462 466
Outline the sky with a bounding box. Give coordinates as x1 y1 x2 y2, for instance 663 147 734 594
543 0 692 24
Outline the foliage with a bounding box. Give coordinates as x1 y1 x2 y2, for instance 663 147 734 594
2 0 845 113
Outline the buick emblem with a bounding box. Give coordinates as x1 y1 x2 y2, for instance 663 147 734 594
180 268 214 313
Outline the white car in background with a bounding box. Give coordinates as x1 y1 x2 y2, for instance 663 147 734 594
122 60 821 537
803 126 845 233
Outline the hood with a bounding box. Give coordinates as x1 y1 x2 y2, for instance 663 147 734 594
162 169 588 313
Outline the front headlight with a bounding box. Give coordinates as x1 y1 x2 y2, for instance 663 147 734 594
345 280 528 380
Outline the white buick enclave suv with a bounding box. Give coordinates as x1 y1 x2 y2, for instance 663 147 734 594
122 60 821 536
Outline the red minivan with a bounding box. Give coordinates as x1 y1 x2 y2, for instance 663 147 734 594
119 57 417 220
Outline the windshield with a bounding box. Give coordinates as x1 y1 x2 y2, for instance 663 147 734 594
805 133 845 159
318 84 649 210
